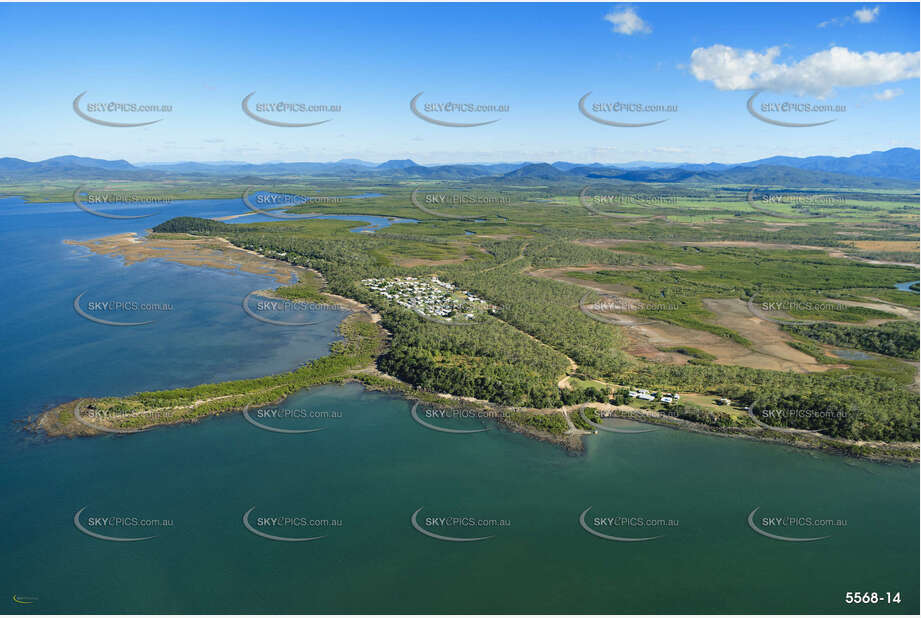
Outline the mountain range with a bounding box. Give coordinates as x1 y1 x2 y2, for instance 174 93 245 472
0 149 917 189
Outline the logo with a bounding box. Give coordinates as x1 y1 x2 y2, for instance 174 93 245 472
241 187 317 219
745 293 838 326
579 292 656 327
746 91 837 128
72 291 173 327
72 91 166 127
747 507 834 542
242 507 329 542
242 404 329 434
241 291 321 326
409 402 490 434
409 92 505 127
72 185 166 220
745 188 827 220
578 185 653 218
578 92 670 127
578 507 665 542
410 187 491 220
73 507 162 542
241 92 336 127
410 507 496 542
72 401 145 435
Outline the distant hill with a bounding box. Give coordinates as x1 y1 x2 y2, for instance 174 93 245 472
740 148 919 181
376 159 417 170
498 161 915 189
502 163 569 182
577 148 919 182
391 164 490 179
1 149 916 188
0 156 161 180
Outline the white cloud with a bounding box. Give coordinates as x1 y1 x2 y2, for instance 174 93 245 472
854 6 880 23
689 45 920 97
819 5 879 27
874 88 904 101
603 7 651 35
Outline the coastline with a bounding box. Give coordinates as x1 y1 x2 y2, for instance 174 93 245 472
30 232 920 463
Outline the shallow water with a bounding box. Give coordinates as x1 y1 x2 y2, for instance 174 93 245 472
0 197 917 613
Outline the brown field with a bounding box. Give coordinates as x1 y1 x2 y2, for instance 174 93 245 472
851 240 920 252
65 232 301 284
832 298 920 323
623 303 834 373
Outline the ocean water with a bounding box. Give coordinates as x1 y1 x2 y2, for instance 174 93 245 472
0 197 918 614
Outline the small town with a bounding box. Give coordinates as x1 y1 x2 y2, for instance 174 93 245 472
361 275 492 322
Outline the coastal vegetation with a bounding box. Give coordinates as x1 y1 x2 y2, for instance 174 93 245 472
783 321 920 361
30 173 920 457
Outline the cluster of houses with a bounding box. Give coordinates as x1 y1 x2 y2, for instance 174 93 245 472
361 275 489 321
627 389 680 404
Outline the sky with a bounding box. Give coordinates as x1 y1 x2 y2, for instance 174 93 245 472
0 2 918 165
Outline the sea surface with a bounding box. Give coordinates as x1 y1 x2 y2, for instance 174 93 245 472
0 196 918 614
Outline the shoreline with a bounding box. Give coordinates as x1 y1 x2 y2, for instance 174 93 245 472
29 232 920 463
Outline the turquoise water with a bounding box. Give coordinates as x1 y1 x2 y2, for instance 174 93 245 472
895 279 920 294
0 197 918 613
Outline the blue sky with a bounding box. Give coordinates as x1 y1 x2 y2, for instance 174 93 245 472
1 2 918 164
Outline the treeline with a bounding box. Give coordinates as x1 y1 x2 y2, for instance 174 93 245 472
783 321 919 361
745 390 915 442
151 217 919 443
444 261 631 374
377 311 571 408
616 363 918 442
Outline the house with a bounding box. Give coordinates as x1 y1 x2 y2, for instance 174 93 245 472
661 396 673 404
